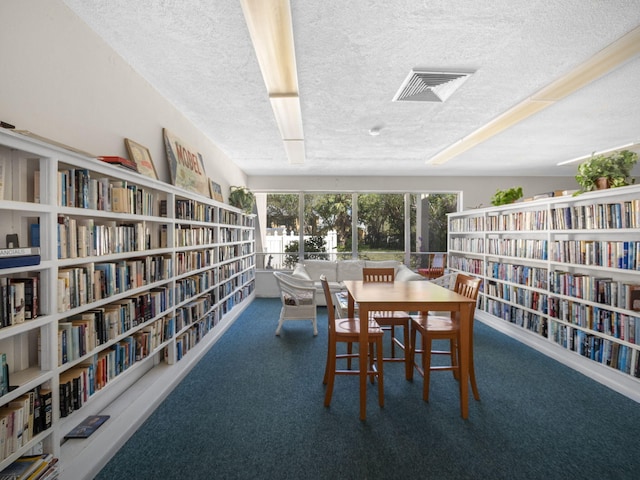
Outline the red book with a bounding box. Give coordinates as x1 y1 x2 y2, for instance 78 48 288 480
97 156 138 172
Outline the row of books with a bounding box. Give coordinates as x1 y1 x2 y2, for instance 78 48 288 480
0 277 38 329
550 239 640 270
449 199 640 233
174 199 215 222
548 300 639 344
550 323 638 376
57 287 172 366
485 281 548 313
551 200 640 230
486 238 548 261
175 249 216 276
56 168 157 215
549 271 640 311
449 237 484 254
174 225 216 247
0 385 52 462
220 226 245 243
485 298 548 337
173 313 217 362
57 215 151 259
56 257 172 313
59 316 172 417
486 209 548 231
174 273 218 306
487 261 548 289
175 298 211 333
0 452 58 480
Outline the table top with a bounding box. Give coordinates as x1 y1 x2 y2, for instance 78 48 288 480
343 280 475 309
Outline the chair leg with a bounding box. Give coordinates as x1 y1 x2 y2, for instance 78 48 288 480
323 335 336 385
469 344 480 401
422 335 432 402
275 310 285 336
408 324 418 381
402 323 411 379
450 338 459 380
312 315 318 336
376 337 384 407
324 344 337 407
368 343 376 384
346 342 353 370
390 325 396 357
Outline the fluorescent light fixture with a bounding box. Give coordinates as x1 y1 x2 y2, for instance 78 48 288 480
269 94 304 140
427 25 640 166
241 0 305 164
533 26 640 102
240 0 298 95
283 140 305 164
557 142 639 166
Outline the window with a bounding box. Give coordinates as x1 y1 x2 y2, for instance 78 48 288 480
357 193 405 262
257 191 458 269
410 193 458 268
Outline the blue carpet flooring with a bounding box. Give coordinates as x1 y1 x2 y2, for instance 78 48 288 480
95 298 640 479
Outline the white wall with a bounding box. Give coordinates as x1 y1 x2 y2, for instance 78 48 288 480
0 0 247 195
247 175 576 211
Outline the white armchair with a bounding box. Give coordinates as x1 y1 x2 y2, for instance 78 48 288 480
273 271 318 336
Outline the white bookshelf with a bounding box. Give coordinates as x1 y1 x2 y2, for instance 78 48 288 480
0 129 255 479
448 185 640 403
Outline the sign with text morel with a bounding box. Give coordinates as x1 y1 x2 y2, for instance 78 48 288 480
163 128 211 198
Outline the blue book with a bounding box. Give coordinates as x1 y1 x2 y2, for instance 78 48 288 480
0 254 40 269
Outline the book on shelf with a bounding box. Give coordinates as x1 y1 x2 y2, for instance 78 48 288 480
0 453 53 480
97 155 138 172
64 414 109 439
0 247 40 258
628 286 640 312
0 255 40 270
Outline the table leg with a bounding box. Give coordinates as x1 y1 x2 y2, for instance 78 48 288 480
359 306 369 421
458 303 471 419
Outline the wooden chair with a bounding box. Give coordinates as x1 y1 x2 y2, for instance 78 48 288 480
409 273 482 402
362 268 412 375
418 253 447 279
320 275 384 408
273 271 318 336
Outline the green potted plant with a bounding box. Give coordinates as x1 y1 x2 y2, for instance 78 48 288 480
575 149 638 194
228 186 255 213
490 186 523 206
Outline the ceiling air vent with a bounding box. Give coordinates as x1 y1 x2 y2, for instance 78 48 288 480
392 69 474 102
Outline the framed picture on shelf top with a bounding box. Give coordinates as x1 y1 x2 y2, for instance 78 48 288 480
209 179 223 202
124 138 158 179
162 128 210 198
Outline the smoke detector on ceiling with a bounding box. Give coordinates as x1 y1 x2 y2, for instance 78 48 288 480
393 69 474 103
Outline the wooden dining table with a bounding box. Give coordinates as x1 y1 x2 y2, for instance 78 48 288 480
343 280 476 421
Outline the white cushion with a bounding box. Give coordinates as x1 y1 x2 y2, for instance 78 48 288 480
304 259 338 282
395 265 424 281
291 263 312 281
337 259 365 281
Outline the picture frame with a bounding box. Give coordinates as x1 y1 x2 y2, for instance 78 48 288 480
162 128 210 198
209 179 223 202
124 138 158 179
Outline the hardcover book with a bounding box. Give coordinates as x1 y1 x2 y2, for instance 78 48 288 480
64 414 109 439
97 156 138 172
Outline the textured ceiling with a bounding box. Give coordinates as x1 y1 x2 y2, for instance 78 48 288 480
61 0 640 177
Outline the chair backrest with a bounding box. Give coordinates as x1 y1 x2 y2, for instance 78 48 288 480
320 275 337 338
453 273 482 318
362 267 395 283
273 271 316 304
